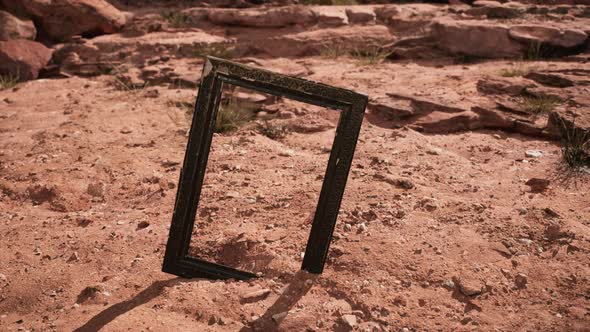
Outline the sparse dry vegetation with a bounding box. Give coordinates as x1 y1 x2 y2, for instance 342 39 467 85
321 44 388 65
0 73 19 90
214 98 257 133
520 95 560 114
559 119 590 170
194 43 235 59
500 63 531 77
161 11 192 28
257 120 290 140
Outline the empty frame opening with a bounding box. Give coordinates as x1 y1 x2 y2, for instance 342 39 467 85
186 83 340 277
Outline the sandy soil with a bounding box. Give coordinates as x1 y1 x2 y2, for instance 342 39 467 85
1 2 590 331
1 56 589 331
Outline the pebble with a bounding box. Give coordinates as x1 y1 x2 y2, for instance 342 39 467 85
0 273 7 282
525 150 543 158
67 252 80 263
340 314 357 327
225 191 240 199
137 220 150 230
457 278 482 296
343 223 352 232
426 148 442 156
515 273 528 289
278 149 295 157
357 223 367 233
442 279 455 289
240 289 271 303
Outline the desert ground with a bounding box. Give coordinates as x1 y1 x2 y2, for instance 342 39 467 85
1 0 589 331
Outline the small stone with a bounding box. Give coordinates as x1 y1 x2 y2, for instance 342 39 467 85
33 247 42 255
442 279 455 290
525 178 550 193
271 311 288 324
225 191 240 199
137 220 150 230
120 127 132 134
357 223 367 233
343 223 352 232
278 149 295 157
340 314 357 328
143 89 159 98
515 273 528 288
67 252 79 263
0 273 7 282
86 182 105 198
426 148 442 155
456 277 483 296
240 289 271 303
525 150 543 158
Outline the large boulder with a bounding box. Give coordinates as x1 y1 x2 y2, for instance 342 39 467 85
208 6 316 28
0 39 52 80
0 0 129 41
0 10 36 41
508 25 588 49
432 19 524 58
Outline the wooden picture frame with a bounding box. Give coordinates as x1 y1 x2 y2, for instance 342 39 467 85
162 56 367 280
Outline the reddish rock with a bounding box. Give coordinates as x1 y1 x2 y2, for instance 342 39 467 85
509 25 588 49
0 0 129 41
208 6 316 28
0 10 36 41
432 19 524 58
0 39 52 80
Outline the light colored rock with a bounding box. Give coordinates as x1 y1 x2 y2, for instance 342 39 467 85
312 6 348 26
457 277 483 296
240 288 271 303
0 10 36 41
509 25 588 49
0 39 52 81
340 314 357 328
525 150 544 158
1 0 129 41
208 6 316 28
432 19 524 58
345 7 376 24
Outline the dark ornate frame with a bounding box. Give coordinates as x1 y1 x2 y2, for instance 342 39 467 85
162 56 367 280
